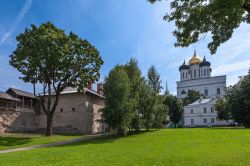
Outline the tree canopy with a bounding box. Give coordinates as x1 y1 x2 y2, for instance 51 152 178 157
149 0 250 54
164 95 183 127
182 90 201 106
102 65 133 135
9 22 103 136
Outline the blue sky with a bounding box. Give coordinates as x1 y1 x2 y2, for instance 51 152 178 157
0 0 250 94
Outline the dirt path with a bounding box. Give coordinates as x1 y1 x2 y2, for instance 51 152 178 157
0 133 112 154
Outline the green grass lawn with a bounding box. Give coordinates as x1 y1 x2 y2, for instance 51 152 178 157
0 133 82 150
1 128 250 166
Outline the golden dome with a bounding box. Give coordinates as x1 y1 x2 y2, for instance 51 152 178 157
188 51 202 65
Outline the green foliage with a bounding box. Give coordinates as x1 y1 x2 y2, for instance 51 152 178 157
138 78 155 130
153 95 169 128
124 58 143 131
9 22 103 135
225 70 250 127
182 90 201 106
147 65 162 94
164 95 183 127
215 98 231 120
102 65 133 135
149 0 250 54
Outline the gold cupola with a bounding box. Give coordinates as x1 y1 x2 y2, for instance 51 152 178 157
188 50 202 65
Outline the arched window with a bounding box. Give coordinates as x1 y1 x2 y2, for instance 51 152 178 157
201 70 203 77
182 72 184 78
194 70 196 77
204 69 206 76
186 72 188 78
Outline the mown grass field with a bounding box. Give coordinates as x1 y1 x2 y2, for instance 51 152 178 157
1 128 250 166
0 133 82 150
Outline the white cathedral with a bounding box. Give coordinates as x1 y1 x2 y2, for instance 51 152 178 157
177 51 233 127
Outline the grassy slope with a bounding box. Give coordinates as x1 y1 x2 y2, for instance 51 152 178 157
0 133 82 150
1 128 250 166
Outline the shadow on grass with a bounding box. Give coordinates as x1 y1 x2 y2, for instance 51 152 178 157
54 130 158 148
0 137 32 148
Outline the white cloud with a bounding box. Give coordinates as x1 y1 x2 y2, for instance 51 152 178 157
0 0 32 45
213 60 250 76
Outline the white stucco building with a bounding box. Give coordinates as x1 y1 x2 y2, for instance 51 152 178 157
177 51 233 127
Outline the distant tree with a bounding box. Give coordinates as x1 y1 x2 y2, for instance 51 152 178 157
147 65 162 94
225 70 250 127
124 58 143 131
149 0 250 54
9 22 103 136
153 95 168 128
138 78 155 131
164 95 183 127
215 98 231 120
147 66 166 129
182 90 201 106
102 65 133 135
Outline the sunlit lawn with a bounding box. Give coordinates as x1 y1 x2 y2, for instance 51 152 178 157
1 128 250 166
0 133 82 150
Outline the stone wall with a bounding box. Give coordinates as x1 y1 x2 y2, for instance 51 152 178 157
0 91 107 134
0 109 39 133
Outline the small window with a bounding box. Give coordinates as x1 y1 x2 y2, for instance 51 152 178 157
182 72 184 79
191 119 194 125
194 70 196 77
60 108 63 112
204 118 207 124
211 118 214 123
186 72 188 78
191 109 193 114
207 68 209 76
211 107 214 113
217 88 221 95
72 107 76 112
203 107 207 113
201 70 203 76
92 108 94 112
204 69 206 76
204 89 208 96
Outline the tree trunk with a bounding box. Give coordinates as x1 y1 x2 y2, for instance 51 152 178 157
46 114 53 136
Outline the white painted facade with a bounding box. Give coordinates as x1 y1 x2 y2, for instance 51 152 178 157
183 98 233 127
177 51 233 127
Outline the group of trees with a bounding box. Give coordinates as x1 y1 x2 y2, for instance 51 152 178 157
101 58 183 135
216 70 250 128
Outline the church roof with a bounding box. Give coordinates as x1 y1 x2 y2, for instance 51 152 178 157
199 56 211 67
179 60 190 71
188 50 202 65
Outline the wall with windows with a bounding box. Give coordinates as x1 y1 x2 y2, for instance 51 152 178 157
35 92 107 134
183 98 233 127
177 75 226 99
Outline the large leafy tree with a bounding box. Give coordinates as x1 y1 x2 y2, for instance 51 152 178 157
149 0 250 54
225 70 250 127
138 78 155 131
147 65 162 94
124 58 143 131
147 66 165 129
182 90 201 106
215 98 231 120
164 95 183 127
9 22 103 136
102 65 133 136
